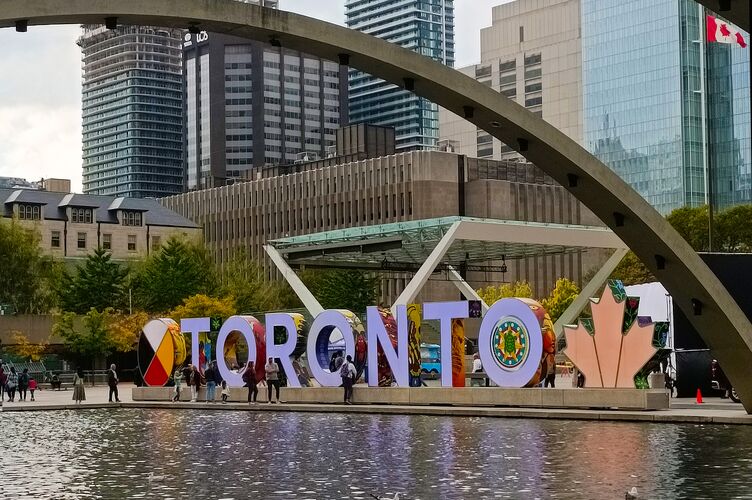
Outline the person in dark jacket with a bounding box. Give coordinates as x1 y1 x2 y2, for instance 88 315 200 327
0 361 6 402
108 364 121 402
243 361 258 404
204 363 216 403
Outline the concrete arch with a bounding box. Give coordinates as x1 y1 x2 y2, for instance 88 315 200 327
3 0 752 411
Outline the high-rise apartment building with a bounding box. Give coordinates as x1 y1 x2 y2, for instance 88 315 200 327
439 0 582 160
79 26 184 198
346 0 455 151
582 0 750 214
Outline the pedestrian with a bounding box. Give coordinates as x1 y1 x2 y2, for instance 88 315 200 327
28 377 37 401
544 366 556 388
108 364 121 403
190 365 201 402
220 380 230 403
172 367 183 402
243 361 258 404
265 357 281 404
205 362 216 403
6 366 18 402
340 355 356 404
471 353 483 387
72 368 86 404
18 368 29 401
0 361 6 402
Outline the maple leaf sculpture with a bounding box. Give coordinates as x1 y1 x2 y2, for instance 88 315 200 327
563 280 658 388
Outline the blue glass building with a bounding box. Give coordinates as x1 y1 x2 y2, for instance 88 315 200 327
582 0 750 214
346 0 455 151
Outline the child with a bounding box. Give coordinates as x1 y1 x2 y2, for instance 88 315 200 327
28 377 37 401
220 380 230 403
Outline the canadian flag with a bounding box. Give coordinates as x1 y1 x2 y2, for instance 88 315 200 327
707 15 747 48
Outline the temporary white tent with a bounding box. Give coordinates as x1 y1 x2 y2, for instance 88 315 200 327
625 282 674 350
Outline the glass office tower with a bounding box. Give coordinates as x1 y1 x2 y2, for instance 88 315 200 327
80 26 184 198
346 0 455 151
582 0 750 214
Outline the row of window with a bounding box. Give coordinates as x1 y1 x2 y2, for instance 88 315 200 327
16 205 144 227
51 231 160 252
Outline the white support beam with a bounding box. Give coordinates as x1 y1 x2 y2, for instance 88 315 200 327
447 265 489 313
391 221 461 308
264 244 324 317
553 247 629 338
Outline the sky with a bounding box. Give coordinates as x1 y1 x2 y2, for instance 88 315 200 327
0 0 507 193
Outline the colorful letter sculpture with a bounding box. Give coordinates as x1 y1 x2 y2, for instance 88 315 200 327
138 318 186 386
451 318 466 387
563 280 660 388
374 307 399 386
517 298 557 387
407 304 423 387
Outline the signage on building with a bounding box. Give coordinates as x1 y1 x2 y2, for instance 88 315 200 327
183 31 209 48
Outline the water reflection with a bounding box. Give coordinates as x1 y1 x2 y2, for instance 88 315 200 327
0 409 751 499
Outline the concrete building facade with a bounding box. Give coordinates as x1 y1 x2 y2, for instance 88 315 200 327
79 25 185 198
347 0 455 151
439 0 582 159
162 149 603 302
1 189 200 261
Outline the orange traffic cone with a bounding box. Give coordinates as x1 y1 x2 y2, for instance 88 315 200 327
696 388 703 404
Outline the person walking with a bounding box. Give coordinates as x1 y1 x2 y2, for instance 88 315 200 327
28 377 37 401
172 367 183 402
108 364 121 403
18 368 29 401
72 369 86 404
0 361 6 402
265 357 280 404
6 366 18 402
243 361 258 404
340 355 356 404
190 365 201 402
204 362 217 403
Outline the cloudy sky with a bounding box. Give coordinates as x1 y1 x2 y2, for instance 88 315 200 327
0 0 507 192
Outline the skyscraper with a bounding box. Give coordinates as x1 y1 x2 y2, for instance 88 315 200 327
346 0 455 151
582 0 750 214
79 26 184 198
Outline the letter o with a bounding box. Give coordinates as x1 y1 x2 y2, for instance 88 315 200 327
478 298 543 388
216 316 259 387
307 310 356 387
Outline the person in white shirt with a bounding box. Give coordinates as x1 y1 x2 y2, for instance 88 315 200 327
471 353 483 387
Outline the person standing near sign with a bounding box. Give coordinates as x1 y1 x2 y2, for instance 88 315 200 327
243 361 258 404
265 357 280 404
204 362 217 403
108 364 121 403
340 355 356 404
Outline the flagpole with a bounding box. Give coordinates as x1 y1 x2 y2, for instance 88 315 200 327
700 5 713 251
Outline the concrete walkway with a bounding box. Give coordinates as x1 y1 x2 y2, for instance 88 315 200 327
2 386 750 425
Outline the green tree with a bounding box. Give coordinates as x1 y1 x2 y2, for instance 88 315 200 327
716 204 752 252
60 248 128 313
303 268 380 313
53 308 116 367
666 205 709 251
541 278 580 323
220 252 298 313
168 294 237 323
132 237 217 313
476 281 533 305
610 251 655 286
0 218 61 313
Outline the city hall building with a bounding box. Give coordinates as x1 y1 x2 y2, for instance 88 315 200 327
162 126 605 302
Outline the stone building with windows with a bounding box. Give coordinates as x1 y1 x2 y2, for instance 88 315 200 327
0 189 200 260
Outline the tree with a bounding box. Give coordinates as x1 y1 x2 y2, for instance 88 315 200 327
610 251 655 286
716 204 752 252
109 312 149 353
0 218 61 313
666 205 709 251
132 237 217 313
53 308 116 367
60 248 129 313
220 252 298 313
303 269 380 313
169 294 237 323
8 331 49 361
476 281 533 305
541 278 580 323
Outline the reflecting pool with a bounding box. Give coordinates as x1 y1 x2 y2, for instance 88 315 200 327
1 409 751 499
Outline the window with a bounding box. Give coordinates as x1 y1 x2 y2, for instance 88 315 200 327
77 232 86 250
18 204 41 220
71 208 92 223
122 211 143 227
51 231 60 248
128 235 137 252
102 233 112 250
151 235 161 251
